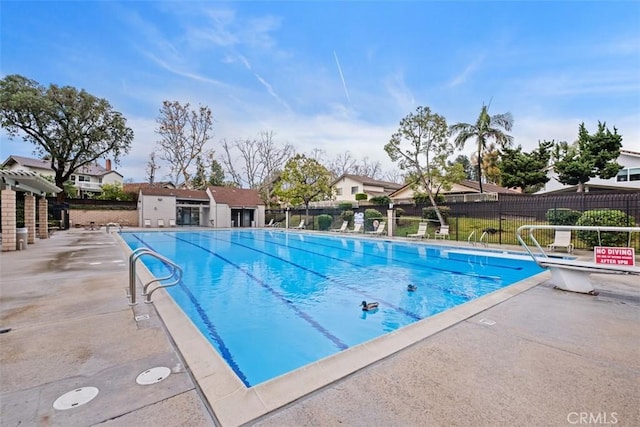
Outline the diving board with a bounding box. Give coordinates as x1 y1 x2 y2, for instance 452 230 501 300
516 225 640 294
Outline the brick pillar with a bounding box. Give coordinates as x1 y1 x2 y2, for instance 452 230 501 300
1 186 17 252
39 197 49 239
25 194 36 244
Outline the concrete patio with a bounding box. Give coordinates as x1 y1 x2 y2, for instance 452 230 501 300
1 228 638 426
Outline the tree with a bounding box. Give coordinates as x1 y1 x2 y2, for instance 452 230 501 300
450 104 513 193
155 100 213 188
96 183 134 201
553 122 623 192
191 155 208 190
220 131 293 203
449 154 475 180
326 151 385 180
384 105 451 226
501 140 553 193
481 143 502 185
274 154 333 220
208 158 225 186
0 74 134 201
146 152 160 184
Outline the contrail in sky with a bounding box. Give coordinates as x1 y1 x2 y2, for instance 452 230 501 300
333 51 351 106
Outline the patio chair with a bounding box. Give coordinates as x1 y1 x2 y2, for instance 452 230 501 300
346 223 363 233
330 221 349 232
434 225 450 240
407 222 429 239
291 219 305 230
144 219 151 228
169 219 176 227
157 219 165 228
547 230 574 253
366 221 386 236
265 219 275 227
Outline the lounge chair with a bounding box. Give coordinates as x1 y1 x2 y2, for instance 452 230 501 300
157 219 165 228
169 219 176 227
434 225 450 240
144 219 151 228
366 221 386 236
291 220 305 230
407 222 429 239
547 230 574 253
265 219 275 227
330 221 348 232
346 223 363 233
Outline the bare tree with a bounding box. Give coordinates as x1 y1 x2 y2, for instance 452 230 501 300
146 152 160 184
219 131 294 202
353 157 383 179
327 151 358 177
381 169 406 184
155 100 214 188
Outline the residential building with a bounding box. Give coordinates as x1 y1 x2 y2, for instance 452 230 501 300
331 174 403 202
390 179 520 204
537 149 640 194
1 155 123 198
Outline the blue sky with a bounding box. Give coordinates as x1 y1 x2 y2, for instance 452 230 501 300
1 1 639 182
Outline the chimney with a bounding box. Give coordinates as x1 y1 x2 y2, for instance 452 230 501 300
105 159 112 171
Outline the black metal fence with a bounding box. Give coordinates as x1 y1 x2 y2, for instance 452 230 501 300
267 192 640 250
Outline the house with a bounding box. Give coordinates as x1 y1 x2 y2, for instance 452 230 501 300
137 185 265 228
331 174 403 202
537 149 640 194
1 155 123 198
390 179 520 204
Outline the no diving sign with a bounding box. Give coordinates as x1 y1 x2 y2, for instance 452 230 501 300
594 246 636 266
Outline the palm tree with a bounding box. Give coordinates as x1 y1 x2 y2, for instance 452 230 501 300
449 104 514 193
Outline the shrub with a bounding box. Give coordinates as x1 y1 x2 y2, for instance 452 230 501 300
340 210 354 225
422 206 450 223
355 193 368 201
369 195 391 206
317 214 333 231
337 202 354 210
546 208 581 225
364 208 384 231
575 209 636 247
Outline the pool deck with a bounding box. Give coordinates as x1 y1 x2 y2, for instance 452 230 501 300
1 228 638 426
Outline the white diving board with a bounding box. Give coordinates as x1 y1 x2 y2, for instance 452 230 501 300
516 225 640 294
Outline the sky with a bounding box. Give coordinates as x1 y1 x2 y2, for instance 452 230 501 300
1 1 639 183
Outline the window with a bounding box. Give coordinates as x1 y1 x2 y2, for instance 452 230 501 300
70 175 76 181
351 186 359 194
335 188 343 196
630 168 640 181
78 175 90 182
616 169 628 182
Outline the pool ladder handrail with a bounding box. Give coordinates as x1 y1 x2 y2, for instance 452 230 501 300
128 247 183 305
467 230 489 248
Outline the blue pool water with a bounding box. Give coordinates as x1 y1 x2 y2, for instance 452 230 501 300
120 229 544 387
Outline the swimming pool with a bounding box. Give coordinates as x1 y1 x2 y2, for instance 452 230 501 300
120 229 544 387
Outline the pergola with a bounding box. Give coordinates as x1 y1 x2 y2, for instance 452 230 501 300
1 170 62 251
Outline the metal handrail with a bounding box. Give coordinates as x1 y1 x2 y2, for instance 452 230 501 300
478 231 489 248
128 248 183 305
467 230 476 246
515 225 640 268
